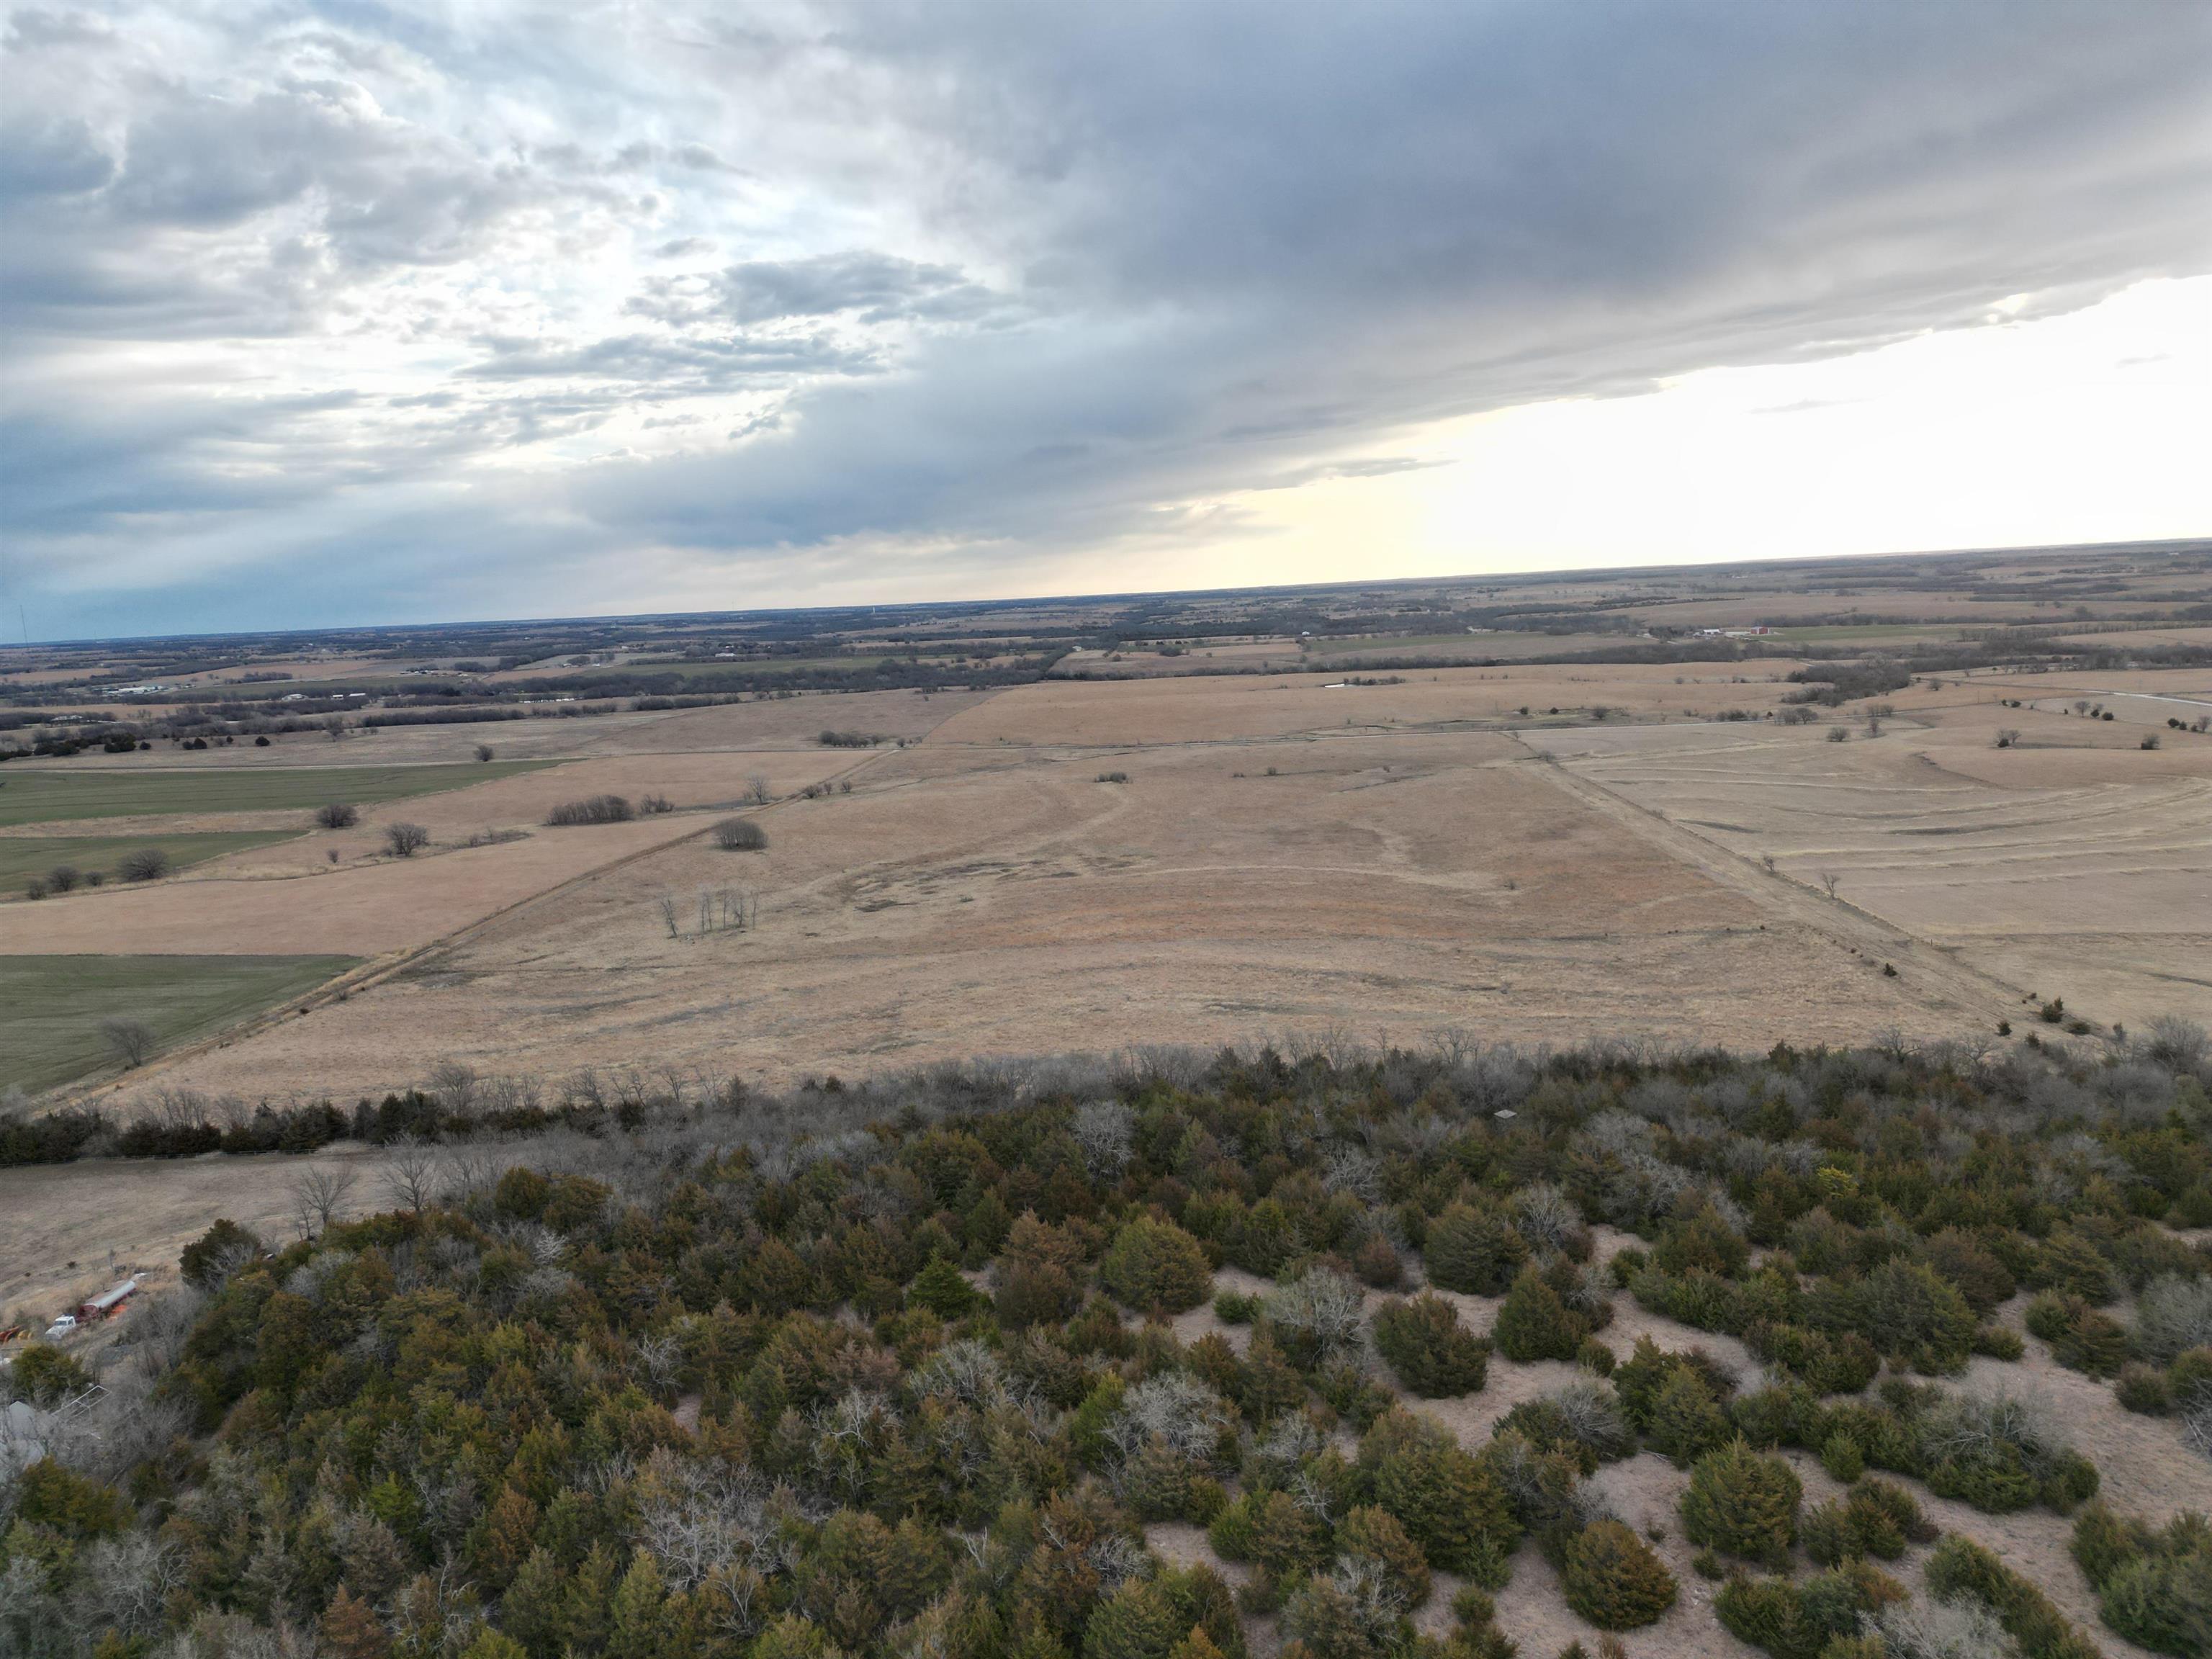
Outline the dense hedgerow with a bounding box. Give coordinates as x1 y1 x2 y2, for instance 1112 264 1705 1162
4 1030 2208 1655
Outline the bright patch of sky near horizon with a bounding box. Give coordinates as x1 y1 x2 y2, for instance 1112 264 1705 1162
2 1 2207 640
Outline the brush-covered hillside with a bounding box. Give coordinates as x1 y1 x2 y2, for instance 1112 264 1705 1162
5 1029 2212 1659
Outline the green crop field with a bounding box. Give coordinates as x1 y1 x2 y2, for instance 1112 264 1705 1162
0 953 361 1094
0 760 554 827
0 831 302 895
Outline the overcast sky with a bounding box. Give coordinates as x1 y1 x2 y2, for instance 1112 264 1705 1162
3 1 2208 642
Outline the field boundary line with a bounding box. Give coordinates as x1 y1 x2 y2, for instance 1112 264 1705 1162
37 744 927 1110
1512 739 2026 1023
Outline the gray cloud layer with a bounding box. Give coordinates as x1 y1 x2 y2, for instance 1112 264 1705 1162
3 0 2207 637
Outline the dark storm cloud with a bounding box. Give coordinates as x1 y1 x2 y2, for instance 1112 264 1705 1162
4 0 2208 637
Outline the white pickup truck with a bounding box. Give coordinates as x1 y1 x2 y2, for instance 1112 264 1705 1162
43 1315 78 1339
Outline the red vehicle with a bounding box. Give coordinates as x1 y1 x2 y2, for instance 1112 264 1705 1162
74 1279 140 1323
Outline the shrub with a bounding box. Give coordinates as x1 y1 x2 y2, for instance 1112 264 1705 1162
118 846 169 881
1213 1289 1260 1324
1714 1577 1808 1658
1927 1229 2015 1315
1802 1478 1934 1565
45 864 79 893
1422 1200 1528 1296
1851 1259 1977 1372
1100 1215 1214 1313
1819 1431 1864 1483
2135 1275 2212 1364
1560 1520 1676 1629
1653 1202 1750 1278
2070 1503 2212 1658
1680 1439 1801 1568
2025 1292 2128 1376
1265 1268 1369 1370
1920 1389 2099 1515
713 817 768 850
1495 1380 1637 1469
2116 1363 2172 1414
1371 1292 1490 1396
1645 1365 1732 1467
315 802 359 829
545 793 634 826
385 822 429 857
3 1343 93 1408
1352 1233 1403 1289
1925 1534 2108 1659
909 1254 982 1318
1492 1263 1586 1362
1971 1324 2026 1361
1357 1407 1520 1580
1336 1505 1431 1609
180 1217 263 1289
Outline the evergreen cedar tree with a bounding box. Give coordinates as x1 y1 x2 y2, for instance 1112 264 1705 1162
4 1035 2209 1656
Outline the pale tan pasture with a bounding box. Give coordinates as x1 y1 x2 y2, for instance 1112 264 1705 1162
106 723 1992 1106
1522 704 2212 1028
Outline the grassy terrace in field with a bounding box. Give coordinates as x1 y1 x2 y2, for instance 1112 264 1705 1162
0 953 359 1092
0 760 553 826
0 831 302 895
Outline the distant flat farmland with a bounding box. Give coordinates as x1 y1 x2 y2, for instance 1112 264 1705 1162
1 953 360 1093
0 761 554 826
0 831 302 894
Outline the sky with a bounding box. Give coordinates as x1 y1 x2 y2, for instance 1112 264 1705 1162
2 1 2208 642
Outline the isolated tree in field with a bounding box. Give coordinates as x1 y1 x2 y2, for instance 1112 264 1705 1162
475 744 495 762
315 802 359 829
290 1166 358 1236
1820 871 1840 899
745 774 772 805
385 822 429 857
118 848 169 881
99 1015 157 1069
714 818 768 850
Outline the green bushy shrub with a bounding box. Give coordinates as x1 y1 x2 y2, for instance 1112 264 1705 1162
1802 1478 1933 1565
2025 1290 2128 1377
1560 1519 1677 1629
1357 1408 1519 1581
1100 1215 1215 1313
1423 1200 1529 1296
2070 1503 2212 1658
1492 1263 1588 1362
1925 1534 2108 1659
1680 1440 1802 1568
1370 1292 1490 1396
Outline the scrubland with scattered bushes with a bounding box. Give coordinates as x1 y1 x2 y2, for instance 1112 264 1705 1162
5 1024 2212 1659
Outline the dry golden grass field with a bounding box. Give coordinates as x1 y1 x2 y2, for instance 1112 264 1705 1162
9 647 2203 1118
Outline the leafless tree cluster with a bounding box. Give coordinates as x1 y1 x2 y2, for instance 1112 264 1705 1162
659 887 760 938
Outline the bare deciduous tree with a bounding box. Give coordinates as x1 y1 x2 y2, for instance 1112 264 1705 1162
744 775 771 806
290 1166 358 1237
385 822 430 858
1819 871 1840 899
658 894 682 938
315 802 359 829
99 1017 157 1069
381 1136 441 1213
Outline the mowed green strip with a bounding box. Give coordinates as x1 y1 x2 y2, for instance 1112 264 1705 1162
0 760 554 827
0 954 360 1094
0 831 302 894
